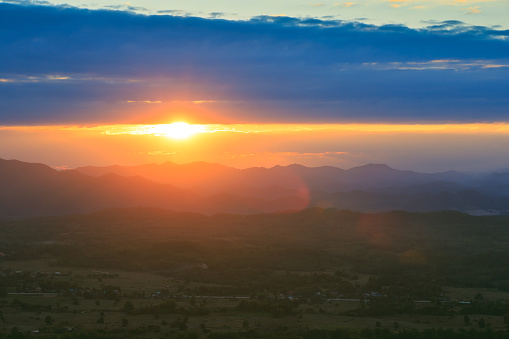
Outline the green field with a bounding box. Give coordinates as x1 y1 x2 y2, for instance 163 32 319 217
1 208 509 338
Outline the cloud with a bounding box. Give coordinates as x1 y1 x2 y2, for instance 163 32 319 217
451 0 499 3
52 164 71 170
103 4 148 12
156 9 194 16
0 74 75 83
361 59 509 70
125 100 162 104
157 9 182 14
209 12 225 18
0 0 52 5
334 2 355 7
0 3 508 125
465 6 482 13
147 151 177 156
482 64 509 68
388 0 408 7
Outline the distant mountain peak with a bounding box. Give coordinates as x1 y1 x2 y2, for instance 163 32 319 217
349 163 396 172
0 158 56 174
286 163 307 168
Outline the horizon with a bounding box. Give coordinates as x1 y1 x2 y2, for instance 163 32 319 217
2 151 507 175
0 156 460 173
2 122 509 172
1 1 509 174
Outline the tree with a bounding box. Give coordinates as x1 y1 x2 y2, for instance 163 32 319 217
44 315 53 325
122 300 136 314
464 315 471 325
171 316 188 330
10 327 23 339
97 311 105 324
478 318 486 328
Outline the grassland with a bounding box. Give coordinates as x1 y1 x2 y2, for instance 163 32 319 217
1 208 509 338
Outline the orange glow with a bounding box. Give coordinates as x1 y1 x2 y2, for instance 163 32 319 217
151 122 205 139
5 122 509 135
91 123 207 139
2 122 509 172
92 122 509 135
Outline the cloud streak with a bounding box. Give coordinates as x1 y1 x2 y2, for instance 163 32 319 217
0 3 508 124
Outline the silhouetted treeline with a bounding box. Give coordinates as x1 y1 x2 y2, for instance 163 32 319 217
3 327 509 339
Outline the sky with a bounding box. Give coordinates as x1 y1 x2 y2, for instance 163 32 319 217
7 0 509 29
0 0 508 172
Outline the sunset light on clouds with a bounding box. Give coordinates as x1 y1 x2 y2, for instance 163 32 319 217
0 0 508 173
2 123 509 172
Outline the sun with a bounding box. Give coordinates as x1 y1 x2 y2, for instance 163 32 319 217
153 122 204 139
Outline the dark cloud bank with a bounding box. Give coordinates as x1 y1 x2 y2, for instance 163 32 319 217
0 2 508 124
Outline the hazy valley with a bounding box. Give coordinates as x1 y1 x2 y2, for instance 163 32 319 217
2 158 509 337
2 158 509 219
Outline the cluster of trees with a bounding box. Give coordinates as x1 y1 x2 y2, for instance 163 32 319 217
122 300 209 317
460 300 509 316
9 299 52 312
123 300 176 315
3 327 509 339
236 299 300 318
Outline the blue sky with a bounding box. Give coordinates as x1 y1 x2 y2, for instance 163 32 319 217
0 1 508 125
5 0 509 29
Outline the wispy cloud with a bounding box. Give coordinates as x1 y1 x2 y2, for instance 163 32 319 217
482 64 509 68
361 59 509 71
0 74 140 84
0 74 73 83
57 123 509 136
388 0 409 7
170 100 221 104
52 164 71 170
465 6 482 13
125 100 162 104
209 12 225 18
103 3 148 12
147 151 178 156
334 2 355 7
156 9 195 16
450 0 500 3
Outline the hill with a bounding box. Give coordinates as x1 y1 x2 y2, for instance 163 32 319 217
2 158 509 218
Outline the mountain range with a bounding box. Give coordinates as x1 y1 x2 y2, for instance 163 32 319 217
1 158 508 218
